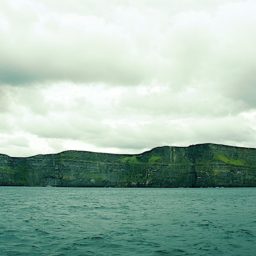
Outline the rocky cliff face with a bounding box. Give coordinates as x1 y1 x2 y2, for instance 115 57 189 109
0 143 256 187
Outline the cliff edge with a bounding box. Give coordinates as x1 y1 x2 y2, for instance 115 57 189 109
0 143 256 187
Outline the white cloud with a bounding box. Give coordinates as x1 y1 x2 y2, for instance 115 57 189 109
0 82 255 156
0 0 255 87
0 0 256 156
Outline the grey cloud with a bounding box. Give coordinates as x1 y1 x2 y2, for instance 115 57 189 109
0 0 255 92
0 83 255 156
0 0 256 156
0 0 151 85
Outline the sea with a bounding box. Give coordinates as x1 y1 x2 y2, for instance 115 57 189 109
0 187 255 256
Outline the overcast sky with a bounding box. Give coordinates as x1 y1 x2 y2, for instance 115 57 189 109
0 0 256 156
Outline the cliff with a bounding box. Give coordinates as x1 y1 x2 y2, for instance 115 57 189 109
0 143 256 187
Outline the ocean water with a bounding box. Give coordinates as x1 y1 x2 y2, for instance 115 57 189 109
0 187 255 256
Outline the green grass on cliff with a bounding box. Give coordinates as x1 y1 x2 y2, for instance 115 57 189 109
120 156 140 164
214 154 246 166
148 155 162 164
120 155 163 165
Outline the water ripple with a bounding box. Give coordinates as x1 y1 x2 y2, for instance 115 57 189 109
0 187 255 256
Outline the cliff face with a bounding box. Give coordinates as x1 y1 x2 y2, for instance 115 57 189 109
0 143 256 187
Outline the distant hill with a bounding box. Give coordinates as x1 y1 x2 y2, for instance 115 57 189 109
0 143 256 187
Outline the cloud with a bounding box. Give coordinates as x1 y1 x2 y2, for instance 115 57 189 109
0 0 255 88
0 82 255 156
0 0 256 156
0 0 151 84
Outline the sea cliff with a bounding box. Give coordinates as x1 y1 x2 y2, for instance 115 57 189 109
0 143 256 187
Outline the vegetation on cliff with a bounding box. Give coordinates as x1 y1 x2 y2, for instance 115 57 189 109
0 143 255 187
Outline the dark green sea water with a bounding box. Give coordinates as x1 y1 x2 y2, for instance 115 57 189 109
0 187 255 256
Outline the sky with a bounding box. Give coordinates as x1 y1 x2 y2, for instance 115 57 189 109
0 0 256 156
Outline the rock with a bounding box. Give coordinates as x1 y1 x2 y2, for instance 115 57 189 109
0 143 255 187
